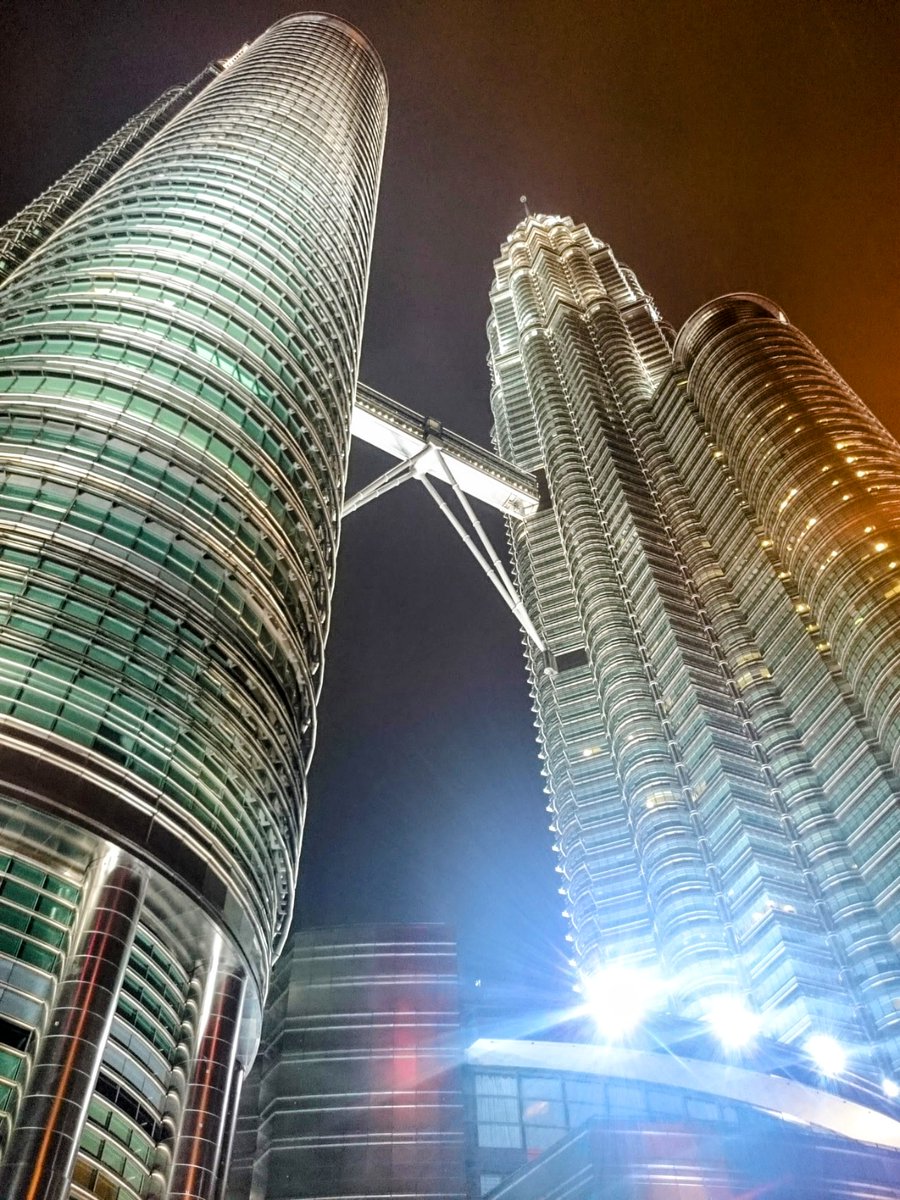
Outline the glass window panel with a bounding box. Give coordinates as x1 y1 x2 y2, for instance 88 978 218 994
524 1124 565 1152
478 1122 522 1149
565 1079 606 1106
475 1072 517 1097
568 1100 605 1127
476 1094 519 1125
685 1097 719 1122
522 1098 565 1127
480 1173 503 1196
607 1084 646 1115
520 1075 562 1102
648 1088 684 1118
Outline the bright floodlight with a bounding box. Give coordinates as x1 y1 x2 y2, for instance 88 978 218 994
580 964 664 1039
805 1033 847 1078
703 994 762 1050
883 1077 900 1099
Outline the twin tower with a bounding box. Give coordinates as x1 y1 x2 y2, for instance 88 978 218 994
0 12 897 1200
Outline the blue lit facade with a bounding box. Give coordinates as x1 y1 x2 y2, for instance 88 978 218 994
226 927 900 1200
467 1036 900 1199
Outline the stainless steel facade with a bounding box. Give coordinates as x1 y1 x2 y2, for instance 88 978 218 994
0 61 225 286
227 925 467 1200
0 14 386 1199
487 216 900 1074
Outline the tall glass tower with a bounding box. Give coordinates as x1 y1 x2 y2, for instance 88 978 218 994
0 14 386 1200
0 58 225 285
488 215 900 1076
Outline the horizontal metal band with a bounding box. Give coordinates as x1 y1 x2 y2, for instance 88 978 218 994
0 729 267 994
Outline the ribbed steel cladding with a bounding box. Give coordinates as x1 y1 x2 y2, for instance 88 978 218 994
51 885 206 1200
648 368 900 1044
0 72 212 285
241 928 467 1200
686 318 900 774
0 819 87 1139
491 244 659 977
0 16 387 958
489 217 900 1059
673 313 900 1043
614 354 899 1043
502 226 739 1000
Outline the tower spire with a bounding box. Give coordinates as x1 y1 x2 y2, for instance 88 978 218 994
519 194 531 217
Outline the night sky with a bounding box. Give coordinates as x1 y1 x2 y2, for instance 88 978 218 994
1 1 897 1011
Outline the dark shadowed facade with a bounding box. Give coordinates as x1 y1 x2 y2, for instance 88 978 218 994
228 925 467 1200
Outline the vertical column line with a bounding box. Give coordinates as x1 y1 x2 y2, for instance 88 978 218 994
168 964 246 1200
0 856 146 1200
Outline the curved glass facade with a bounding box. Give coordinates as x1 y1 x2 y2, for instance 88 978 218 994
488 215 900 1074
0 61 224 286
0 12 386 964
470 1040 900 1200
0 13 387 1199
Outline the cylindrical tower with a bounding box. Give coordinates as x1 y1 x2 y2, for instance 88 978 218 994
676 296 900 776
0 59 226 285
0 13 386 1199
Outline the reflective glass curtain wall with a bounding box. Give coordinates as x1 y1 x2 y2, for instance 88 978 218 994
0 59 226 285
488 216 900 1074
0 14 386 1200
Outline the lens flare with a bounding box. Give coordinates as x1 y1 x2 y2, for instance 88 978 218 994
805 1033 847 1078
702 994 762 1051
579 964 665 1039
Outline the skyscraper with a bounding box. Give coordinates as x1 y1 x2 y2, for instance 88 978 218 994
0 57 226 285
487 215 900 1077
0 14 386 1200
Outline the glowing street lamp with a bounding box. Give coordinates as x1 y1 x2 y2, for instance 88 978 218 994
702 994 762 1051
805 1033 847 1078
579 964 666 1040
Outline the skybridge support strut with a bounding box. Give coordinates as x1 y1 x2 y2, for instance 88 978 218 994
341 446 430 517
417 453 548 656
342 429 554 667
